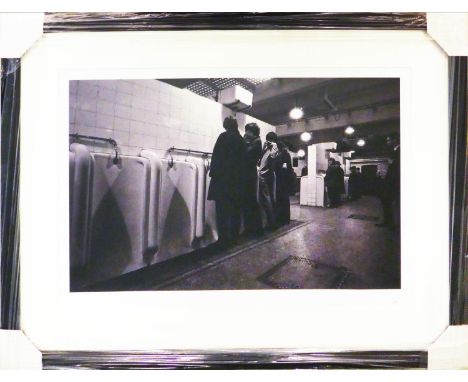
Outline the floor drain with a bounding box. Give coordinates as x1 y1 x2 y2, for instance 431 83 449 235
348 214 379 222
257 256 350 289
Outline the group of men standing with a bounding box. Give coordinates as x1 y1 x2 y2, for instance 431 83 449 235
208 116 294 248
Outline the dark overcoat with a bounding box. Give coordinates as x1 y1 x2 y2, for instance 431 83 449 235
382 146 400 201
207 129 247 203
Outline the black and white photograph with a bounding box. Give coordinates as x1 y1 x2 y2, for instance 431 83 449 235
18 20 451 361
69 77 401 292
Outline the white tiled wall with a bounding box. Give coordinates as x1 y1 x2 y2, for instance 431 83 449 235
70 80 276 157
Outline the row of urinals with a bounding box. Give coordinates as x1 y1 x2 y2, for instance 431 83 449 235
69 143 218 283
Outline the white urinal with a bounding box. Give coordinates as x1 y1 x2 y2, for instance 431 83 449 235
205 172 218 243
140 150 162 260
69 143 94 271
172 155 207 239
89 153 150 280
157 158 198 261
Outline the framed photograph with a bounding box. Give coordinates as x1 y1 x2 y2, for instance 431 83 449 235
1 12 466 369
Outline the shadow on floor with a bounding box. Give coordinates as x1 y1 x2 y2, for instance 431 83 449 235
78 220 308 292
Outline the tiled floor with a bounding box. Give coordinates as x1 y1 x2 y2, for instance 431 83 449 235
160 195 399 290
85 195 400 291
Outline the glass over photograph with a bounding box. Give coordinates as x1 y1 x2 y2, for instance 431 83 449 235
69 77 401 292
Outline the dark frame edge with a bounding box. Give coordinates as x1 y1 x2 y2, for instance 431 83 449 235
0 58 21 330
43 12 427 32
449 56 468 325
42 350 428 369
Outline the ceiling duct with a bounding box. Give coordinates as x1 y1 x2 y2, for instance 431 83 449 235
218 85 253 111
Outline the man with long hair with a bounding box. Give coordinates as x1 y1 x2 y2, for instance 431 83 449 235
242 122 263 237
258 131 279 230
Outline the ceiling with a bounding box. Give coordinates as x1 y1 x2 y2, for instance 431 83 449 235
161 77 400 157
161 78 271 99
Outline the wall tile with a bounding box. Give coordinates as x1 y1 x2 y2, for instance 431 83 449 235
113 117 130 132
113 130 130 146
129 132 146 148
115 104 132 119
69 93 77 108
75 110 96 128
72 79 275 158
78 81 98 98
69 107 76 124
76 95 97 113
96 113 114 130
117 81 134 94
143 108 157 123
75 124 96 137
96 127 113 137
97 99 115 117
97 80 117 90
144 98 158 112
130 120 146 134
98 87 116 103
131 106 145 121
133 83 146 96
115 91 133 106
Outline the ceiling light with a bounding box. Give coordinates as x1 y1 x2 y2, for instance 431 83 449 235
345 126 355 135
289 107 304 120
300 132 312 142
297 149 306 158
357 139 366 147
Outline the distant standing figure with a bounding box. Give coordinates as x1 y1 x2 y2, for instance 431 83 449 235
274 140 294 226
335 161 345 197
258 131 279 230
242 122 263 237
208 116 247 247
376 134 400 230
325 158 341 208
348 166 362 200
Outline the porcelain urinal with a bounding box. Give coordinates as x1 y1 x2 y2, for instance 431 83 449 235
89 153 150 281
172 155 207 239
157 158 198 261
140 150 162 261
69 143 94 271
205 168 218 243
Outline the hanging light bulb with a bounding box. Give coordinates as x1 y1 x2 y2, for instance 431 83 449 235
300 132 312 142
357 139 366 147
290 95 304 120
289 107 303 120
345 126 355 135
297 149 306 158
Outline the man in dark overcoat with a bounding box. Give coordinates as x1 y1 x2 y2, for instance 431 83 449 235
208 116 247 247
325 158 341 208
377 134 400 230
